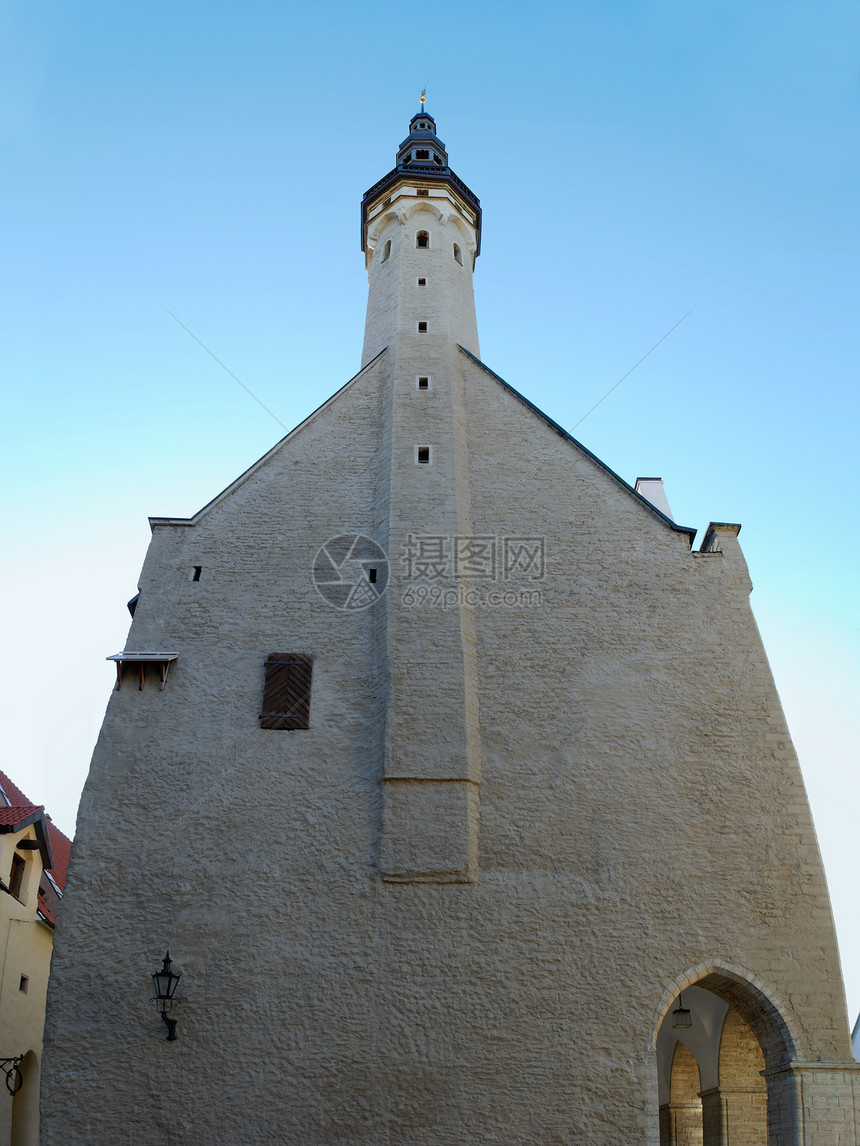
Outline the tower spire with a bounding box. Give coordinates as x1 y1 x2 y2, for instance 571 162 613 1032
359 110 482 364
360 109 482 267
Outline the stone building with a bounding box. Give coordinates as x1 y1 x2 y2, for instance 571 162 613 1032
42 109 859 1144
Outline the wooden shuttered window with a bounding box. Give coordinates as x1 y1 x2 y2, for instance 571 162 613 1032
259 653 313 730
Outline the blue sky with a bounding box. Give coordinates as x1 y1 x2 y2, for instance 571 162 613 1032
3 0 859 1019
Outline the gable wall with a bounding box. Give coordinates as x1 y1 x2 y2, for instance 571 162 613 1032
41 353 850 1145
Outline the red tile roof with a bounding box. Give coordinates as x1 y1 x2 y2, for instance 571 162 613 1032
46 819 71 891
0 772 36 810
0 804 43 827
0 770 72 924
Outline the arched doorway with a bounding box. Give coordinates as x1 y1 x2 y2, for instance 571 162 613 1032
10 1050 40 1146
655 966 796 1146
660 1040 703 1146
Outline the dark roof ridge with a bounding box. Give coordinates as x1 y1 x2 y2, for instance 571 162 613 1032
457 345 697 546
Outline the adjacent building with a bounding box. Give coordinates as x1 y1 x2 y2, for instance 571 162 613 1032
42 108 860 1144
0 772 70 1146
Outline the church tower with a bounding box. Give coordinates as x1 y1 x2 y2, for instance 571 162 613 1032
361 108 483 883
42 108 860 1145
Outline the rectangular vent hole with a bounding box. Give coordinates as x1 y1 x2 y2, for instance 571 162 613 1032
417 446 431 464
417 321 427 333
418 377 429 390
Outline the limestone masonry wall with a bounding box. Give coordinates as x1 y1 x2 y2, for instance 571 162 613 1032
41 349 857 1143
41 113 858 1141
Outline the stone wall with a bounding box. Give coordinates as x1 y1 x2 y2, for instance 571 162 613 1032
41 280 857 1144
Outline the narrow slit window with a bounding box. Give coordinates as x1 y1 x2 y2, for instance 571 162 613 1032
381 239 391 262
191 566 202 582
260 653 313 730
417 321 427 333
417 446 431 464
416 231 429 248
418 376 429 390
9 854 25 899
453 243 463 265
19 975 28 994
368 568 378 584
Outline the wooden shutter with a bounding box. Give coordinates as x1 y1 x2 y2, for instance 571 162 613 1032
259 653 312 730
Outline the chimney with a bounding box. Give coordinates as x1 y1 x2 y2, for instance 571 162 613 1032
635 477 674 521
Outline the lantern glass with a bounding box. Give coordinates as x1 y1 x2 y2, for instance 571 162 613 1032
152 952 181 1003
672 1005 692 1029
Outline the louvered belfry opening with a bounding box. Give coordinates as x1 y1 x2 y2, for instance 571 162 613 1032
259 653 313 730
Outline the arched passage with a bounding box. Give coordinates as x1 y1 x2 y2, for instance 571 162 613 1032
654 965 797 1146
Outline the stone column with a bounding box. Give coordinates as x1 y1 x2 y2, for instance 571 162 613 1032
660 1100 704 1145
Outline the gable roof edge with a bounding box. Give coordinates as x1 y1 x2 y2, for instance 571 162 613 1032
457 345 697 546
0 806 54 871
149 347 390 530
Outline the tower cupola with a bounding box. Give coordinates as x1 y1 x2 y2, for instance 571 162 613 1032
359 106 483 364
360 107 482 262
395 112 449 168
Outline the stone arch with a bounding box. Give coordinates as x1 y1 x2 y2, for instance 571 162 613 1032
403 200 445 224
10 1050 40 1146
651 960 798 1070
442 211 477 257
366 209 404 250
653 963 798 1146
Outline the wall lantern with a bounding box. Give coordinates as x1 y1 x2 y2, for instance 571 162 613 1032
151 951 181 1040
0 1057 23 1095
672 992 692 1029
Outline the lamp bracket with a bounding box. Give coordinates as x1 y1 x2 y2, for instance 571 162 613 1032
0 1057 24 1096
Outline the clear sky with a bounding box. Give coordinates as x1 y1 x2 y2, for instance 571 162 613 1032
3 1 859 1022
